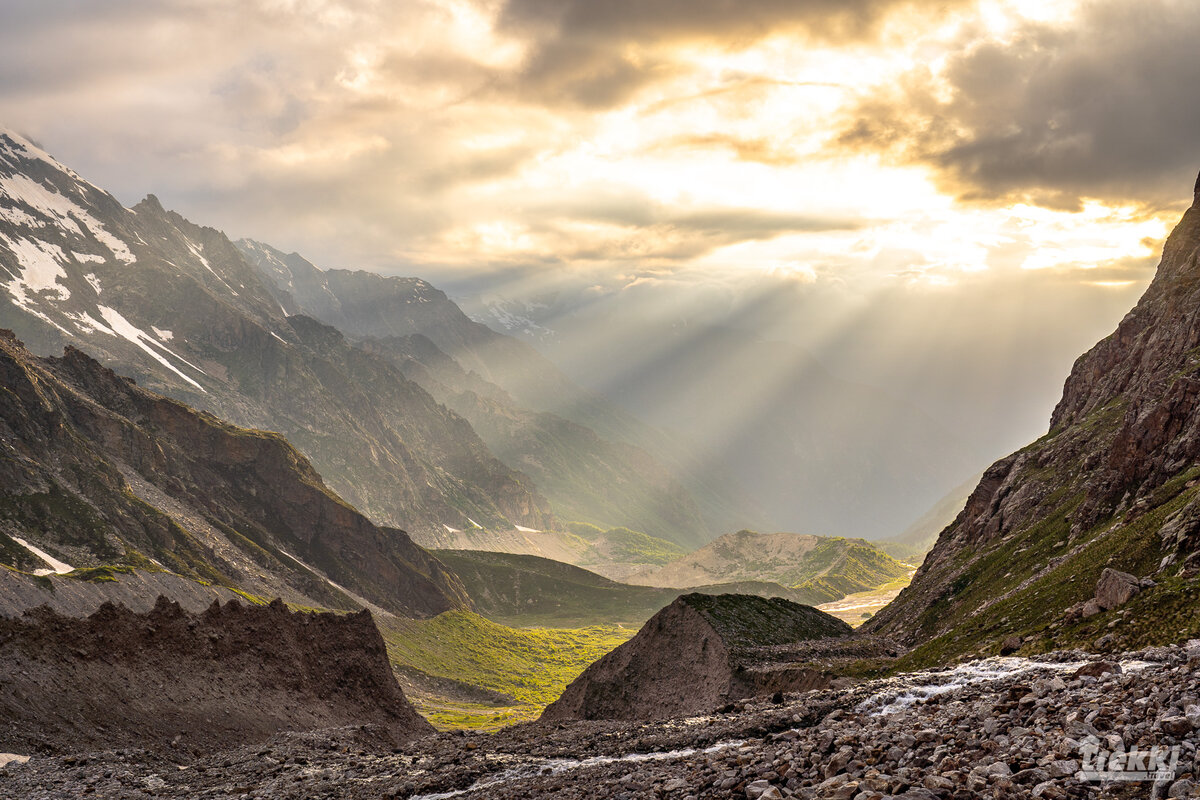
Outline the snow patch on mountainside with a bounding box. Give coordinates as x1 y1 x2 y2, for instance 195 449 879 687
0 173 134 264
96 305 206 392
10 536 73 576
0 233 69 297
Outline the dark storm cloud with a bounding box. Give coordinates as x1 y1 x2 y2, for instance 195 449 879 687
495 0 967 107
840 0 1200 208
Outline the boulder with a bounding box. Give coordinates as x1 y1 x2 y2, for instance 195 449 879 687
1073 661 1122 679
1095 568 1141 611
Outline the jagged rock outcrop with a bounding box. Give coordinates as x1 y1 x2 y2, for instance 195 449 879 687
0 596 431 754
541 594 852 721
867 172 1200 659
0 330 469 617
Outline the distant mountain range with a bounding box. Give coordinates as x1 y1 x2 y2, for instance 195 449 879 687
626 529 911 603
236 240 750 547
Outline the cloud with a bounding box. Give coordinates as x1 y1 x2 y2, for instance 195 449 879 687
838 0 1200 209
496 0 966 108
648 133 803 166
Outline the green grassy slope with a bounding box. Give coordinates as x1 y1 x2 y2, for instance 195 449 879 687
377 611 633 729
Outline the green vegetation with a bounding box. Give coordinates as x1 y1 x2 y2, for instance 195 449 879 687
591 527 687 565
680 593 851 650
894 466 1199 671
566 522 689 568
378 611 632 729
791 539 913 602
642 530 911 605
65 565 138 583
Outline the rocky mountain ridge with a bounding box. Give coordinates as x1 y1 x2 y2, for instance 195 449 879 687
236 239 754 548
866 173 1200 662
628 530 912 604
541 594 853 722
0 330 467 617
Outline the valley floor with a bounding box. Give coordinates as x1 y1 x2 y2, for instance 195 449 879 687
377 612 635 730
816 572 915 628
3 643 1197 799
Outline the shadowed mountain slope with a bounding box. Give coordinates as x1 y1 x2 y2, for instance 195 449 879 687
0 330 468 617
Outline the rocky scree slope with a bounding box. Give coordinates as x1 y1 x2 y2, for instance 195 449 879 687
541 593 852 722
0 596 431 755
867 174 1200 663
0 128 551 538
0 331 468 617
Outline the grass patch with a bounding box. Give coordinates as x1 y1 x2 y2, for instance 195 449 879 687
378 611 632 727
65 565 137 583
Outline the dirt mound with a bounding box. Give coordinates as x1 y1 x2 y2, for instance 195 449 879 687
0 596 432 755
541 593 852 722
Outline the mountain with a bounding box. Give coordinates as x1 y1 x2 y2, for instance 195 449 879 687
357 332 712 547
626 530 912 603
0 330 468 617
237 239 764 547
540 593 852 722
866 173 1200 662
0 127 552 539
432 549 834 627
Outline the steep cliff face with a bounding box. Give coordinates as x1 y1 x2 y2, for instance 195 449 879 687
0 597 432 754
867 176 1200 660
0 331 469 617
0 128 553 538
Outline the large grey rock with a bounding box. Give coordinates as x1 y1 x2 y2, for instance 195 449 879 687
1095 568 1141 611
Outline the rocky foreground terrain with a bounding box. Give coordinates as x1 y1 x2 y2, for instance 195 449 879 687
0 597 432 756
2 643 1197 799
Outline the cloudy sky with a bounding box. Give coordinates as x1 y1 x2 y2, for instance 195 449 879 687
2 0 1197 485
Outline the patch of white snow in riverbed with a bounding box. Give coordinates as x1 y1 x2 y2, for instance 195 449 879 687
858 656 1159 716
514 524 540 533
411 741 744 800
